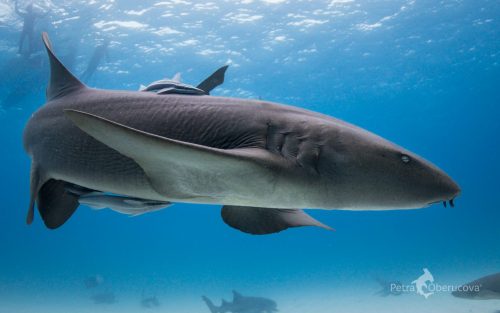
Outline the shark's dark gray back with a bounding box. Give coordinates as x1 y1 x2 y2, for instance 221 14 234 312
472 273 500 293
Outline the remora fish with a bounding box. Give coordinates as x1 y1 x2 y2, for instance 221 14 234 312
139 65 228 95
23 33 460 234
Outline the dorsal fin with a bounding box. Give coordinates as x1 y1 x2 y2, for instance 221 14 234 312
172 72 182 82
232 290 243 301
42 32 86 101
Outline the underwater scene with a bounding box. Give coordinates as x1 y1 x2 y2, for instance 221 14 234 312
0 0 499 312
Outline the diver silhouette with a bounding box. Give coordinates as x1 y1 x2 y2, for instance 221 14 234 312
15 1 48 56
81 39 110 82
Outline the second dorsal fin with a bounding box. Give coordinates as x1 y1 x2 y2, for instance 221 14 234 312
42 32 86 101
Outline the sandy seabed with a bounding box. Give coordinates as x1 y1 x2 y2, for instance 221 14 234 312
0 286 498 313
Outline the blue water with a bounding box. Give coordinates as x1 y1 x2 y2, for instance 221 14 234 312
0 0 499 312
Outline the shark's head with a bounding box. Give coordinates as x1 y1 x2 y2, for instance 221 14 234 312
319 123 460 210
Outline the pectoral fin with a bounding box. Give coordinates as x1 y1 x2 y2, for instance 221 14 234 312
28 171 93 228
37 179 80 229
221 205 333 235
64 110 275 199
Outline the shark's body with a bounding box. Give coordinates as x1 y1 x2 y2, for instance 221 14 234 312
25 88 347 207
203 291 277 313
22 33 460 234
452 273 500 300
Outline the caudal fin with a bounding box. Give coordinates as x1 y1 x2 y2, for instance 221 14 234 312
202 296 219 313
41 32 86 101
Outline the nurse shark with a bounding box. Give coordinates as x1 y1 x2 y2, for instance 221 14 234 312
452 273 500 300
202 290 278 313
22 33 460 235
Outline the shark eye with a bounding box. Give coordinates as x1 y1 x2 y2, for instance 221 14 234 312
401 154 411 164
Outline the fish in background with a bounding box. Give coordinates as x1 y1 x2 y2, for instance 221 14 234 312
202 290 278 313
141 294 160 309
91 292 116 304
452 272 500 300
374 277 403 297
80 38 110 83
83 274 104 289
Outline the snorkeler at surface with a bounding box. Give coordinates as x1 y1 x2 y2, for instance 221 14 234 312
81 39 110 82
15 1 48 56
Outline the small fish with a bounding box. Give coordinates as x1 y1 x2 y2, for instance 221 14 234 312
141 295 160 308
91 292 116 304
84 274 104 289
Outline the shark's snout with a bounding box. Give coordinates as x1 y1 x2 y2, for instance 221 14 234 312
425 164 461 208
444 176 461 201
325 127 462 210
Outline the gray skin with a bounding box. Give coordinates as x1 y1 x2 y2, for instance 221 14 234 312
203 291 277 313
452 273 500 300
22 33 460 233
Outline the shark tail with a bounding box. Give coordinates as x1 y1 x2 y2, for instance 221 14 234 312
202 296 220 313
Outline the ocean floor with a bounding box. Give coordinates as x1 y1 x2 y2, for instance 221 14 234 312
0 285 498 313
